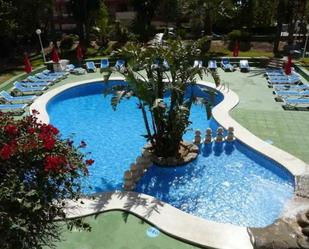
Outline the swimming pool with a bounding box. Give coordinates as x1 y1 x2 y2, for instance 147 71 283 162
47 80 294 227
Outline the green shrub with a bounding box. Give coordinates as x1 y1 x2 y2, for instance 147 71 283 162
227 29 251 41
60 34 79 51
197 36 212 54
0 111 92 249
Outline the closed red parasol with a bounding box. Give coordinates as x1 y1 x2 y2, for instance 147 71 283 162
51 47 60 63
23 54 32 73
76 44 84 61
284 55 292 75
233 40 239 57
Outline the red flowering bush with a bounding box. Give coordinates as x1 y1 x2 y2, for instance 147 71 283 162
0 111 93 249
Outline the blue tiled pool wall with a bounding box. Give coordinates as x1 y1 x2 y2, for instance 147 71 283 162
47 80 295 227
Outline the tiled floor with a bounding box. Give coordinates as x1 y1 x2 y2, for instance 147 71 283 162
214 68 309 163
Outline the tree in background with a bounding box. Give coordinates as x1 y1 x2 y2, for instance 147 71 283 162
0 0 52 56
157 0 181 28
180 0 235 37
130 0 161 41
253 0 278 28
68 0 108 41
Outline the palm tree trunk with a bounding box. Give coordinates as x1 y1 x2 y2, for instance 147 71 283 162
140 101 154 146
273 0 286 57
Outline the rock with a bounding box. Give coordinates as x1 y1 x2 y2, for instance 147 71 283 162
295 175 309 199
250 219 300 249
306 211 309 220
297 213 309 228
302 227 309 237
297 236 309 249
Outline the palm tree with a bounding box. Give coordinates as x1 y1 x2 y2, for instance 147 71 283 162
103 39 218 160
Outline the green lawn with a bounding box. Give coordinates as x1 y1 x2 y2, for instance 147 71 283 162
52 211 201 249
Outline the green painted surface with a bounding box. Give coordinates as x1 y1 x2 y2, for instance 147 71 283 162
214 67 309 164
53 211 200 249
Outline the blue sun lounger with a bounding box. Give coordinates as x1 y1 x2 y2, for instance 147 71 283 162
274 89 309 98
273 84 309 91
26 75 57 84
115 59 126 71
268 74 300 81
0 91 36 104
283 97 309 108
86 61 97 72
100 58 109 72
0 103 27 113
268 78 300 85
208 60 217 71
42 69 69 77
35 73 61 82
265 69 284 77
17 81 51 87
13 82 47 94
221 58 233 72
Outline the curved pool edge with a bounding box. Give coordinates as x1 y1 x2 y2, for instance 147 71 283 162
64 191 254 249
30 76 309 249
195 80 309 178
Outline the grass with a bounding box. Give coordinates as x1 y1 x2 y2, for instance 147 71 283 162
208 46 273 57
299 58 309 69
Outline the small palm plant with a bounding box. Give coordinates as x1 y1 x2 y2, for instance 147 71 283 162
103 39 218 160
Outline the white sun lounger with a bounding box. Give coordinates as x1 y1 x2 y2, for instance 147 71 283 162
239 60 250 72
208 60 217 71
193 60 203 68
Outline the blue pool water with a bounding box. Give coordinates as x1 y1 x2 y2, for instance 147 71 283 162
48 81 294 227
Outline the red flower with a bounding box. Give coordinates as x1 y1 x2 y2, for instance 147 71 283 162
40 124 59 136
0 144 12 160
32 109 39 115
86 159 94 166
27 127 35 134
43 136 56 150
44 155 66 172
4 124 18 136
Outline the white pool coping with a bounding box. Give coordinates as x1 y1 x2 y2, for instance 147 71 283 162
30 76 309 249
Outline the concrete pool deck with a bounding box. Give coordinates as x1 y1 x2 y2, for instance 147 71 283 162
30 71 309 249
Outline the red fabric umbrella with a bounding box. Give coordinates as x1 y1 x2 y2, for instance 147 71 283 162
284 55 292 75
233 40 239 57
76 44 84 61
51 47 60 63
23 55 32 73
